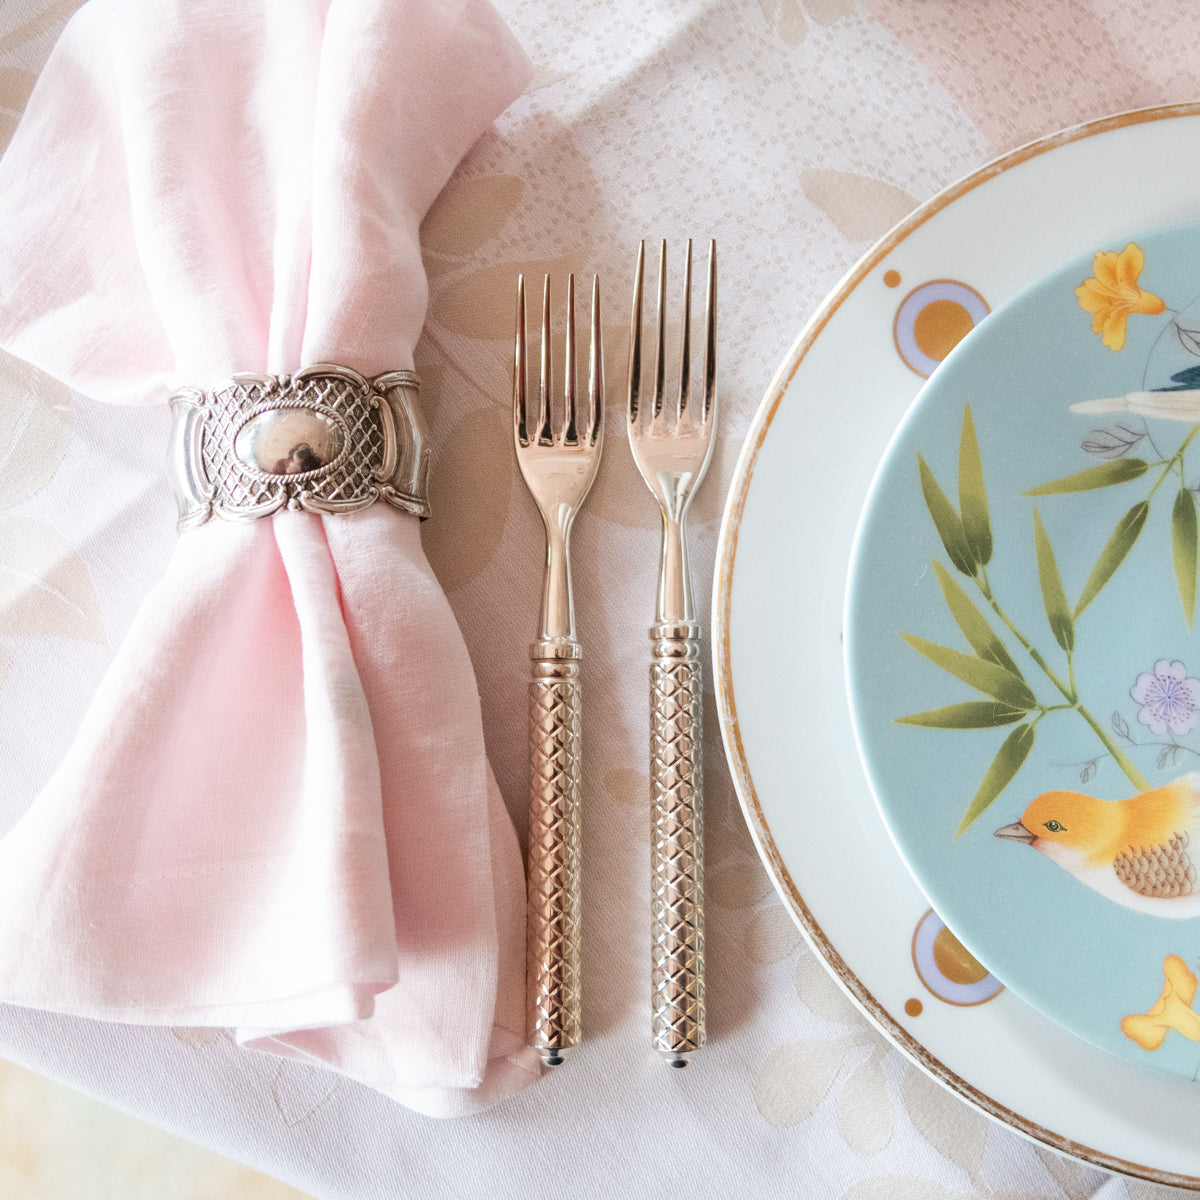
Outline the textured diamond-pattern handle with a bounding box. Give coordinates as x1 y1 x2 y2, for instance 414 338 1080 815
527 655 583 1062
650 630 705 1060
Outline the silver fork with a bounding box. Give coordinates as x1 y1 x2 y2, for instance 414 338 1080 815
627 239 717 1067
513 272 603 1066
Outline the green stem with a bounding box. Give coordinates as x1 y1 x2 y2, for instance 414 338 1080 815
977 572 1149 792
1076 707 1150 790
1148 426 1200 500
978 574 1073 697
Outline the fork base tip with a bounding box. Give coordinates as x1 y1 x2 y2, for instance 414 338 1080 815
659 1050 692 1068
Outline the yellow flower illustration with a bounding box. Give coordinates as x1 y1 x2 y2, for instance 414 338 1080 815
1075 242 1165 352
1120 954 1200 1050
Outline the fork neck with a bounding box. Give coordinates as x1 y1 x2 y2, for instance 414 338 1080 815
656 512 694 625
538 514 577 643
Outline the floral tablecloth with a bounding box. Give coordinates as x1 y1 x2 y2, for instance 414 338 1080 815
0 1 1197 1197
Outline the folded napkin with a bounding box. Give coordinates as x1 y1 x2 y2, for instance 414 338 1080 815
0 0 536 1117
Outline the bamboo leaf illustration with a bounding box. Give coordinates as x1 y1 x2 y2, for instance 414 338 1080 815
896 701 1027 729
1073 500 1149 618
1032 508 1074 653
1172 486 1198 630
899 633 1037 709
1023 457 1148 496
917 453 974 576
931 561 1023 679
955 722 1036 837
958 405 992 567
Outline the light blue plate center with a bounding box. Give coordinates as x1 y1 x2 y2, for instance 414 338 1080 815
847 222 1200 1080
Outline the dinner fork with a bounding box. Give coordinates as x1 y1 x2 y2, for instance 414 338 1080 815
627 239 717 1066
514 272 603 1066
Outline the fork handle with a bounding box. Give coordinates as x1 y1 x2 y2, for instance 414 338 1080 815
650 621 706 1064
526 641 583 1064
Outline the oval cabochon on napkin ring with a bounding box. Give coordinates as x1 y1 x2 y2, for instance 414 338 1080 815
168 363 430 527
847 220 1200 1084
233 404 351 478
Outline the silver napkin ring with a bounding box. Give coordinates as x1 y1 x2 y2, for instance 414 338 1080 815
167 364 430 530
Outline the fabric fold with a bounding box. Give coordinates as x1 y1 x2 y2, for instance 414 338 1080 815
0 0 536 1116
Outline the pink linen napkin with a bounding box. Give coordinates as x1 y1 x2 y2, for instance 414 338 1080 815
0 0 537 1117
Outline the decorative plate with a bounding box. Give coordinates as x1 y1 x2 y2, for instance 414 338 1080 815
714 105 1200 1186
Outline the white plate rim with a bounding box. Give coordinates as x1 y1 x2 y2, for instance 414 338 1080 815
713 102 1200 1188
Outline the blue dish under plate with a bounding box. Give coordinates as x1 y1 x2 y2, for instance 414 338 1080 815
847 221 1200 1080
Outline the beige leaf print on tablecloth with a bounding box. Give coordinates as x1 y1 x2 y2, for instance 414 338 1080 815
0 517 104 643
270 1062 340 1128
524 63 570 94
0 66 35 149
839 1179 967 1200
170 1027 234 1050
801 169 919 242
795 948 864 1027
756 950 893 1132
701 694 775 910
743 903 803 965
804 0 856 22
423 171 578 343
757 0 809 44
0 0 81 61
838 1044 893 1153
0 47 104 687
900 1063 988 1183
0 352 72 508
421 175 524 261
432 255 579 344
754 1037 847 1125
706 846 773 910
757 0 855 46
418 165 590 590
421 399 515 595
1031 1143 1109 1200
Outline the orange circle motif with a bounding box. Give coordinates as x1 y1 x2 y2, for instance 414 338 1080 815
911 298 975 362
932 925 990 986
883 269 901 288
904 998 923 1017
910 909 1003 1006
892 280 990 377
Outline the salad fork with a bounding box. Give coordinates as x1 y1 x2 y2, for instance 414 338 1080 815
513 272 603 1065
627 239 717 1066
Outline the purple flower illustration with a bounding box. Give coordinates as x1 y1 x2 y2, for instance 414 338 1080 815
1131 660 1200 736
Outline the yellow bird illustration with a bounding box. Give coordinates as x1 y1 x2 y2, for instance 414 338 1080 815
995 774 1200 917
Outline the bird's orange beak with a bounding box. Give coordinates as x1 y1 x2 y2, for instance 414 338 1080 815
994 821 1036 844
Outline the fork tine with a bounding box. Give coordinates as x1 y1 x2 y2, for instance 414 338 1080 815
627 241 645 424
677 238 692 419
588 276 602 446
538 276 553 445
563 274 578 445
704 239 717 422
653 240 667 420
514 274 528 446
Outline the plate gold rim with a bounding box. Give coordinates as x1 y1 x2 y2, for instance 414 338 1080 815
712 101 1200 1190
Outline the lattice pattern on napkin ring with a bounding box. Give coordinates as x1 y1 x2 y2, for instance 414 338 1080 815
167 363 430 529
